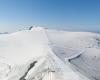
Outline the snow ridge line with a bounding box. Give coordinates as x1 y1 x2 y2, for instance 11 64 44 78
18 28 89 80
44 28 83 61
66 51 84 61
44 28 91 80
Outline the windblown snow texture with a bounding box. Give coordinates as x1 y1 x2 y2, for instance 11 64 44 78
0 27 100 80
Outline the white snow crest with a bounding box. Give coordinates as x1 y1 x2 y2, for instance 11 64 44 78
0 27 100 80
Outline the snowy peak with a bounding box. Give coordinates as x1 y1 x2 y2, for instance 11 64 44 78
0 28 100 80
31 26 47 31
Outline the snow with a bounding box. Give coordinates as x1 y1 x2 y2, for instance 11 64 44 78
0 29 48 65
0 27 100 80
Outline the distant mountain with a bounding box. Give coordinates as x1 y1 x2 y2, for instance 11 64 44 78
0 32 8 34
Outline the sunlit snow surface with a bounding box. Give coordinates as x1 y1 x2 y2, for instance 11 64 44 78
0 27 100 80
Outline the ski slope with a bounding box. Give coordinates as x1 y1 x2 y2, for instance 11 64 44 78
0 27 100 80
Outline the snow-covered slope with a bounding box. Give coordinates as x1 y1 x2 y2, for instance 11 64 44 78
46 29 100 80
0 27 100 80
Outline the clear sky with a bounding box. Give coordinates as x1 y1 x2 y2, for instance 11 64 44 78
0 0 99 32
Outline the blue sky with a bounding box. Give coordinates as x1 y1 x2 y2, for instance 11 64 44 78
0 0 99 32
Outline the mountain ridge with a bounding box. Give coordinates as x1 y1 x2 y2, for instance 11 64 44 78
0 27 100 80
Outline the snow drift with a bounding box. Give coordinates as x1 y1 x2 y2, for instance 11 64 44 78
0 27 100 80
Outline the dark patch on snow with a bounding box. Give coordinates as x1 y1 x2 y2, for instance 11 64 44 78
19 61 37 80
96 38 100 48
68 54 81 62
29 26 33 30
